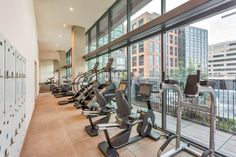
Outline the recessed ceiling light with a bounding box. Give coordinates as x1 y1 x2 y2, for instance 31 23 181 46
58 34 63 37
69 7 74 11
63 24 67 27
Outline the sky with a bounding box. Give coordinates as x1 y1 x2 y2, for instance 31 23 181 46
132 0 236 44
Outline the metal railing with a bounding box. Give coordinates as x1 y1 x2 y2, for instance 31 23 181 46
131 77 236 134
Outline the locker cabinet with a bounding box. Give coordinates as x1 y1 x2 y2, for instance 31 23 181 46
0 34 26 157
5 40 15 114
0 118 6 157
15 53 21 107
0 35 4 118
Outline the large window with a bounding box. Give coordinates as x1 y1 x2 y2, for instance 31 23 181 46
139 41 144 53
87 58 97 70
149 41 154 53
132 44 137 54
111 0 127 41
139 55 144 66
163 8 236 157
65 49 72 76
89 26 97 52
84 2 236 156
132 56 137 66
97 54 109 83
85 33 89 53
130 35 162 127
110 48 128 86
98 14 108 47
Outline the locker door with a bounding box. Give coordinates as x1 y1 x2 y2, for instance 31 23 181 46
4 40 11 114
11 48 16 110
22 58 26 104
0 117 6 157
15 53 20 108
0 35 4 118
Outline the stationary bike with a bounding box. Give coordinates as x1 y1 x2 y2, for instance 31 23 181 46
96 83 160 157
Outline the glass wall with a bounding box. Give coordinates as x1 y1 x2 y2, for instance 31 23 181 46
85 33 89 53
111 0 127 41
130 35 162 127
97 54 109 83
84 1 236 156
110 48 128 86
86 0 193 53
65 49 72 77
130 0 161 31
89 26 97 52
98 14 109 47
163 8 236 157
88 58 97 70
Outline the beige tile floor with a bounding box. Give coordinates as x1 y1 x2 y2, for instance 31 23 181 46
20 93 206 157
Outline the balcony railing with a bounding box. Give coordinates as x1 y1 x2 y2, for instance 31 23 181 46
132 77 236 134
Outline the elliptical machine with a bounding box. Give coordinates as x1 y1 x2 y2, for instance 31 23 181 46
58 62 99 105
96 83 160 157
157 71 216 157
52 75 74 98
79 58 116 110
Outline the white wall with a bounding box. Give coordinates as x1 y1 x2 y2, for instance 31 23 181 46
39 51 60 61
0 0 39 153
39 60 54 83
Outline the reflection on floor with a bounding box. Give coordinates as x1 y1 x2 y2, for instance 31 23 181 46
39 85 50 93
20 93 231 157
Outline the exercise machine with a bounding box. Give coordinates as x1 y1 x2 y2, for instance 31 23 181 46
157 71 216 157
51 74 74 98
58 62 99 105
96 83 160 157
78 58 116 110
82 81 128 137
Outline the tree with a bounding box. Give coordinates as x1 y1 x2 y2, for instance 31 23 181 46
172 57 197 89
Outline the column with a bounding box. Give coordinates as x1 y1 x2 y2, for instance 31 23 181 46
58 50 66 84
71 26 86 80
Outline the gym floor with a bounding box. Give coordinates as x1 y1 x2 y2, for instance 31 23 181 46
20 93 193 157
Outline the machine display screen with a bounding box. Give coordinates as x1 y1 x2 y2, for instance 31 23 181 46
118 82 127 92
139 84 152 97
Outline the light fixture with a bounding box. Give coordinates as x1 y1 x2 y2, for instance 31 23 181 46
58 34 63 37
69 7 74 11
63 24 67 27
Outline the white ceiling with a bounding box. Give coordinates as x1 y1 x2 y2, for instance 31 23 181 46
34 0 115 55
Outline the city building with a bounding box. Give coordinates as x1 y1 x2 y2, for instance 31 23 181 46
178 26 208 73
208 40 236 79
131 12 178 78
208 12 236 79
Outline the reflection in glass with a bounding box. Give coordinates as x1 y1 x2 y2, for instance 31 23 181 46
111 0 127 41
90 26 97 52
98 14 108 47
131 35 162 127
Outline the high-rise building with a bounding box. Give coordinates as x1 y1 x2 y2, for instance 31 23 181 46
208 12 236 79
131 12 178 78
178 26 208 73
208 40 236 79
